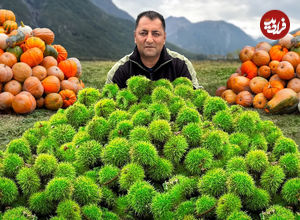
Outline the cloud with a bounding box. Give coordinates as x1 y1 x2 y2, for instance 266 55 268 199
112 0 300 38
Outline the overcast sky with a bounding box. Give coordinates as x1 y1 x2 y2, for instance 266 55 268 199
112 0 300 39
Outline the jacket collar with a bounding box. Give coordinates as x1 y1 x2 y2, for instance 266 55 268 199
129 45 172 72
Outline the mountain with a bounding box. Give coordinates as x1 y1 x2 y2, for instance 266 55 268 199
90 0 134 21
166 17 258 55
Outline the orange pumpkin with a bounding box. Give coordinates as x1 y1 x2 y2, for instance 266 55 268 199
12 91 36 114
59 89 77 108
60 80 78 94
20 47 43 67
253 93 267 109
276 61 295 80
216 86 227 97
41 56 57 69
269 45 288 61
0 52 17 67
231 76 251 93
255 42 272 52
23 76 44 98
221 89 237 104
287 78 300 93
12 62 32 82
249 77 268 94
3 20 17 34
269 74 286 87
44 93 63 110
226 73 241 89
263 81 284 100
68 77 80 84
0 64 13 83
240 60 258 79
0 91 14 110
52 44 67 63
239 46 255 63
58 59 77 79
252 49 270 66
236 91 253 107
68 57 82 77
0 10 15 25
32 65 47 81
47 66 64 81
32 28 55 45
0 48 4 56
282 51 300 69
42 75 60 94
25 37 45 52
258 65 271 79
4 80 22 95
269 60 280 74
36 97 44 108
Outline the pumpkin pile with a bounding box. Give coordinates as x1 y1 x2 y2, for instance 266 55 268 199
0 76 299 219
217 33 300 114
0 9 84 114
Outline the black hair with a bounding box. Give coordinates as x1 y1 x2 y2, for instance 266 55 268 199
135 11 165 31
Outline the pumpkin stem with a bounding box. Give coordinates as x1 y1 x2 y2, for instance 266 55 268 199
21 21 25 27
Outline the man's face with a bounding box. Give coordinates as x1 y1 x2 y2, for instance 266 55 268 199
134 16 166 59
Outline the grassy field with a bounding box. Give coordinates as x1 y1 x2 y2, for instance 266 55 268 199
0 60 299 149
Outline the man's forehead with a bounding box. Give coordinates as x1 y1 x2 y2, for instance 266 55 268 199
136 17 164 30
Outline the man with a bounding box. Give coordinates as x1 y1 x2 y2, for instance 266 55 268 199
105 10 201 89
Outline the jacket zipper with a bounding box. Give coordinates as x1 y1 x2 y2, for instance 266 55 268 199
129 59 173 73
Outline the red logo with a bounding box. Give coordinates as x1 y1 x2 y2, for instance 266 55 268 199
260 10 290 40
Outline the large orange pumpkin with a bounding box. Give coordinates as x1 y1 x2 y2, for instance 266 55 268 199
231 76 251 93
52 44 67 63
32 28 55 45
60 80 78 94
41 56 57 69
276 61 295 80
23 76 44 98
32 65 47 81
0 64 13 83
0 52 17 67
258 65 271 79
0 10 15 25
252 49 270 66
249 77 268 94
58 59 77 79
287 78 300 93
269 60 280 74
68 57 82 77
4 80 22 95
20 47 43 67
255 42 272 52
42 75 60 94
269 45 288 61
263 81 284 100
236 91 253 107
226 73 241 89
44 93 63 110
12 62 32 82
24 37 45 52
0 91 14 110
240 60 258 79
269 74 286 87
253 93 267 109
59 89 77 108
47 66 64 81
12 91 36 114
221 89 237 104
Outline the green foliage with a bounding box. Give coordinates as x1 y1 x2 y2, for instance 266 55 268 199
110 120 133 139
227 171 255 197
212 110 233 133
86 116 109 142
198 168 227 197
119 163 145 191
54 162 76 179
250 133 268 151
127 75 152 99
130 141 159 167
116 89 138 110
151 193 173 219
129 126 151 143
281 177 300 205
132 109 151 126
176 107 201 129
2 206 35 220
37 136 57 155
48 124 76 146
3 153 24 178
34 154 58 177
245 150 269 173
279 153 300 177
29 191 54 215
185 148 213 175
226 156 247 174
49 110 68 126
57 142 76 163
65 103 91 129
193 89 210 110
262 205 295 219
73 176 102 205
258 120 283 146
22 128 42 151
82 204 103 220
203 130 228 156
101 138 130 167
45 177 73 202
151 86 173 104
153 78 173 91
172 77 193 88
147 157 173 181
227 211 251 220
6 138 31 160
148 103 171 121
260 165 285 195
56 200 81 220
98 164 119 187
101 83 119 99
203 96 228 120
174 84 194 100
195 195 216 217
107 110 130 129
16 167 41 196
75 140 102 168
72 129 91 145
78 87 101 107
101 186 117 208
182 123 202 147
0 177 18 205
168 96 186 119
127 181 156 215
94 98 116 118
176 200 195 219
273 137 298 159
244 187 270 211
163 135 188 164
229 132 250 155
149 120 172 143
216 193 242 220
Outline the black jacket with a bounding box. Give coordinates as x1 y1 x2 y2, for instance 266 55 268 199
106 46 201 89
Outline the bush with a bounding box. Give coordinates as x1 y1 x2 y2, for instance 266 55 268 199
0 177 18 205
16 167 41 196
56 200 81 220
34 153 58 177
216 193 242 220
78 87 101 107
195 195 216 217
163 135 188 164
45 177 73 202
260 165 285 195
226 171 255 197
185 148 213 175
119 163 145 191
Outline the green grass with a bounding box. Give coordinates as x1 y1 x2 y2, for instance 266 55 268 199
0 60 299 149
